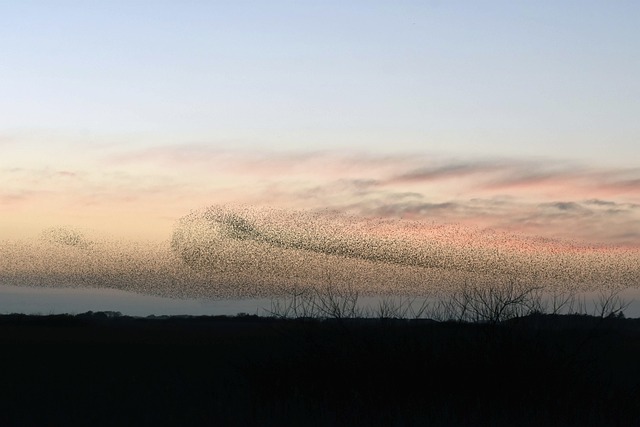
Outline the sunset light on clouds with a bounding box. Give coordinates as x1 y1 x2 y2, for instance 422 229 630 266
2 141 639 245
1 1 639 311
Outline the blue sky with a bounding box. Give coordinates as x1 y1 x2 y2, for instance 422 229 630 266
2 1 639 163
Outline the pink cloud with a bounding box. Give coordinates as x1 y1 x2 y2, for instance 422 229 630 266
104 144 419 180
56 171 78 178
7 143 640 245
0 191 34 206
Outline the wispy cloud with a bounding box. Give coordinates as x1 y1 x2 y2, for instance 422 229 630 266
4 142 640 244
0 190 42 207
386 161 508 184
105 145 640 242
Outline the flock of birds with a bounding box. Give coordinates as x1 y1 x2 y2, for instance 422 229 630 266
0 205 638 300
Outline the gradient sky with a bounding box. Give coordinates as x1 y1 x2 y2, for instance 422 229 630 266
1 1 639 244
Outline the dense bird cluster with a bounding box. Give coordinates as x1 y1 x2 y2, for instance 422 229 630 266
0 205 638 301
40 227 91 249
170 205 639 296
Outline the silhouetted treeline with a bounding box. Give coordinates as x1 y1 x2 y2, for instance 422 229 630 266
0 312 639 426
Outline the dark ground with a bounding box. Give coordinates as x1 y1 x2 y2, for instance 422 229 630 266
0 312 639 426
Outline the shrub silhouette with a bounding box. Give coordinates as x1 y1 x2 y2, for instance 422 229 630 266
269 280 632 323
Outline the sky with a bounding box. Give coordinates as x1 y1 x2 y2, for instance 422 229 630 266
2 1 639 159
0 2 639 310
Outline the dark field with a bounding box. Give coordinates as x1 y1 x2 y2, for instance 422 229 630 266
1 312 639 426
